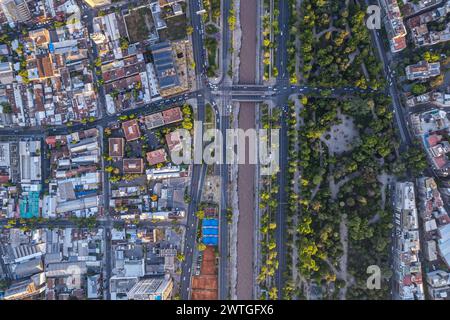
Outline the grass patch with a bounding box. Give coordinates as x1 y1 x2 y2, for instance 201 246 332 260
161 13 188 41
124 7 153 43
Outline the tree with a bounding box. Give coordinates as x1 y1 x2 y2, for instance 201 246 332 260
300 96 308 105
411 83 427 95
228 11 236 30
197 243 206 251
0 279 10 291
105 166 114 173
0 102 12 114
119 37 129 50
176 252 185 262
196 210 205 220
54 21 65 29
94 57 102 68
113 222 123 230
268 287 278 300
402 144 428 176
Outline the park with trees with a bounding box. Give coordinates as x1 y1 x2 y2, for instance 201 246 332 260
294 0 385 89
282 90 401 299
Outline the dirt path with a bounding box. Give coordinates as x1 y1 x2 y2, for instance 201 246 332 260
338 215 349 300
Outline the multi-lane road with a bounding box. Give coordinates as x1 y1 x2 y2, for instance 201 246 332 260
179 0 210 299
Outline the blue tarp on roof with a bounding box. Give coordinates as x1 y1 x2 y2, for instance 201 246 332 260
203 236 218 246
202 219 219 246
203 228 218 236
203 219 219 227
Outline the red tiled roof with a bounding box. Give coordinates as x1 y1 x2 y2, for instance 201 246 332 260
36 55 54 79
0 175 9 184
109 138 124 158
122 119 141 141
45 136 57 147
412 273 423 285
428 134 441 147
434 155 447 169
146 149 167 166
393 36 407 51
165 131 182 153
123 158 144 174
403 275 412 286
162 107 183 124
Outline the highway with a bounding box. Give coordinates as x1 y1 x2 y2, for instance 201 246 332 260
179 0 209 299
217 0 232 300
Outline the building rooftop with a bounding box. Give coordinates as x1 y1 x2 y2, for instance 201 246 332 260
162 107 183 124
109 138 124 158
165 130 183 153
146 149 168 166
123 158 144 174
122 119 141 141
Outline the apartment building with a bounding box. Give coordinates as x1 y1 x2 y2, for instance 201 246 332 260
380 0 408 53
406 60 441 81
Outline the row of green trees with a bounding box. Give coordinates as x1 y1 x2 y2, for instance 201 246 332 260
257 104 281 300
